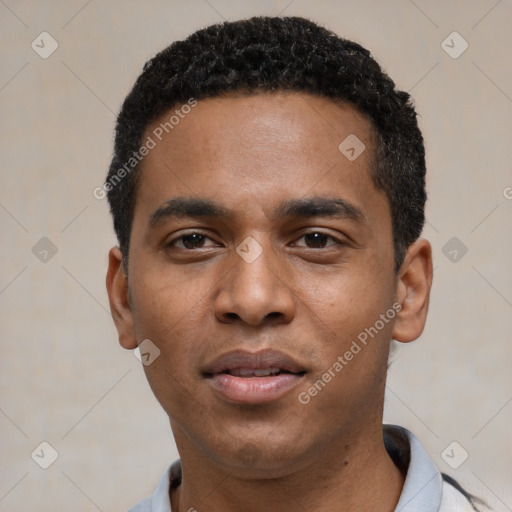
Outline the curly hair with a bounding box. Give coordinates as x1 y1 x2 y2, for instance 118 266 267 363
106 16 426 273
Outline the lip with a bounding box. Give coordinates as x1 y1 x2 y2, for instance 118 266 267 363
203 349 306 404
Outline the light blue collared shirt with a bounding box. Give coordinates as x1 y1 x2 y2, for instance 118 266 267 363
128 425 477 512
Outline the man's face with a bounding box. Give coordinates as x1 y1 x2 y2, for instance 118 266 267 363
114 92 403 474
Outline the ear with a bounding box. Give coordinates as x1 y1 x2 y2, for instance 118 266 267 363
392 238 433 343
106 247 138 350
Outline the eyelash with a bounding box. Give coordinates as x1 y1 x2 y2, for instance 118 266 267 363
167 231 345 250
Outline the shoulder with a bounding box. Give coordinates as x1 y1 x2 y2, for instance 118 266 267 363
440 478 489 512
126 462 177 512
383 425 490 512
127 496 152 512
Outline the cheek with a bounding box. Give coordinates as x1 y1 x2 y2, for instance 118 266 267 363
292 263 395 405
296 263 395 342
295 276 394 415
128 268 212 403
129 258 209 338
130 275 208 415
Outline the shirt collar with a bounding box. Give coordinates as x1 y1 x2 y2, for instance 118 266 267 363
385 424 443 511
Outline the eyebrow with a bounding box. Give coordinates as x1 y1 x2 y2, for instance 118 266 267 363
274 197 365 223
148 196 365 229
149 197 230 228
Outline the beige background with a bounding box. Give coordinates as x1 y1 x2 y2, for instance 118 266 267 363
1 0 511 510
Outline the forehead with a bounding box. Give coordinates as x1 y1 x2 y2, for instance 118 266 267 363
134 92 386 226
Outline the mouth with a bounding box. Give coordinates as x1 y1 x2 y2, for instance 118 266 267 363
203 349 307 404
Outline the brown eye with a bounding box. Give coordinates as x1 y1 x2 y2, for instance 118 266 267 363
294 232 340 249
170 233 217 250
180 234 206 249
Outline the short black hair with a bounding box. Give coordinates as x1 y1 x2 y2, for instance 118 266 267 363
106 16 426 273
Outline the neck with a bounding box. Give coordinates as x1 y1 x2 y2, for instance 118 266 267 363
171 424 404 512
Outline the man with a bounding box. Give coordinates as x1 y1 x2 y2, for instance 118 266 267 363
105 16 484 512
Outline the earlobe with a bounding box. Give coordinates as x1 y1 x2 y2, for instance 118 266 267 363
105 247 138 350
391 239 433 344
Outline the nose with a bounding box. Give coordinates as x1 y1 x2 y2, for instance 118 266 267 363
213 242 296 327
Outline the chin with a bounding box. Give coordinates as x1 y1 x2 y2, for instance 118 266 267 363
199 430 315 478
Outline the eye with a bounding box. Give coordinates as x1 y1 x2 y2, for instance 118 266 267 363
168 232 218 250
293 232 343 249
